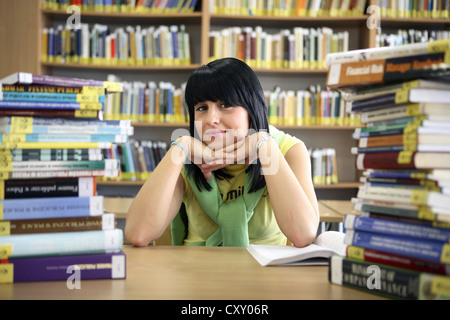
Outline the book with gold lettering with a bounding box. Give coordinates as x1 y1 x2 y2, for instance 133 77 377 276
326 50 450 90
0 251 126 283
0 213 115 235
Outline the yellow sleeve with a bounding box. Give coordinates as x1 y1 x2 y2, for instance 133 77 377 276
269 125 301 156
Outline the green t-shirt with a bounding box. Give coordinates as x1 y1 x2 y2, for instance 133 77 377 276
180 127 300 245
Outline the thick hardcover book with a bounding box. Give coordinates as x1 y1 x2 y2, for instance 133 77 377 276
349 88 450 113
0 213 115 235
344 229 450 264
0 133 128 143
0 177 95 199
346 245 450 276
0 122 133 136
325 39 450 67
357 185 450 208
11 148 103 161
0 72 103 87
0 141 112 150
0 251 126 283
0 101 103 111
0 196 104 220
360 103 450 124
3 159 119 173
0 108 99 118
329 255 450 300
353 122 450 139
0 116 132 127
344 79 450 103
1 84 84 94
355 151 450 170
0 72 123 93
326 50 450 89
344 215 450 243
0 229 123 258
0 168 119 180
352 198 450 224
1 92 106 104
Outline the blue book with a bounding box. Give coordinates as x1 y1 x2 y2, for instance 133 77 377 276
1 91 105 103
1 251 126 283
0 116 131 127
344 215 450 243
344 229 450 264
1 124 133 135
0 196 104 220
0 101 103 111
0 229 123 258
0 133 128 143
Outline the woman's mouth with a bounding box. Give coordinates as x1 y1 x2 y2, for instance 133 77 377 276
205 129 227 137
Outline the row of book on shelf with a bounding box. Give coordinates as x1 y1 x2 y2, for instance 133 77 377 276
42 0 199 13
100 139 168 181
210 0 367 17
309 147 338 185
42 23 191 66
89 76 360 126
376 29 450 48
0 72 130 283
376 0 450 19
325 38 450 299
1 79 359 128
209 26 348 70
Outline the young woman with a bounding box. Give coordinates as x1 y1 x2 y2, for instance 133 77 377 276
125 57 319 247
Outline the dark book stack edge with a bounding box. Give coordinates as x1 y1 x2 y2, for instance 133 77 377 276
0 72 129 283
326 40 450 300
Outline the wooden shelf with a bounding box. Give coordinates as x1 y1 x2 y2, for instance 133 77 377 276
42 9 202 19
41 62 202 71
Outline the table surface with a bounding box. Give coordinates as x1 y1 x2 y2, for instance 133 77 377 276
0 245 384 300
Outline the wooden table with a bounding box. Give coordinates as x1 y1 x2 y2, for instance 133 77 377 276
0 246 383 300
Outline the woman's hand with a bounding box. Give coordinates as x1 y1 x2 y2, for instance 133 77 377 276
197 131 267 179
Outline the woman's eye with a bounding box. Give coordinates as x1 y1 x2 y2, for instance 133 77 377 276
195 105 206 112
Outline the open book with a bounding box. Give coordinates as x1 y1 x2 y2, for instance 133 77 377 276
246 231 346 266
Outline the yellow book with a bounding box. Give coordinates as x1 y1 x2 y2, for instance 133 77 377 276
41 28 48 62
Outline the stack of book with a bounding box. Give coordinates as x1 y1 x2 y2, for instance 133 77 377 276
325 39 450 300
0 72 129 284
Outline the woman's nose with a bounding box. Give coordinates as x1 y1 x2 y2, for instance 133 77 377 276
206 107 220 126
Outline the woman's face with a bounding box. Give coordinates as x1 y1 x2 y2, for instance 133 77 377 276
194 100 250 150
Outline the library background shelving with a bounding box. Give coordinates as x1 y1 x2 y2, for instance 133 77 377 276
1 0 449 201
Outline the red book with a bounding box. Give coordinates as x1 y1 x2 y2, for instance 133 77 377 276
355 151 450 170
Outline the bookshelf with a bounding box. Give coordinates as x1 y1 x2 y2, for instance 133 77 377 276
1 0 449 201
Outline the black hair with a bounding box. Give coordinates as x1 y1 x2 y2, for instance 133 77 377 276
184 57 269 193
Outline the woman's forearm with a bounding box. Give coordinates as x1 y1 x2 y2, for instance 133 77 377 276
259 139 320 247
125 141 187 246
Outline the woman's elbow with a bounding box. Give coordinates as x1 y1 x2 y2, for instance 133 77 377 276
290 224 318 248
125 224 157 247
